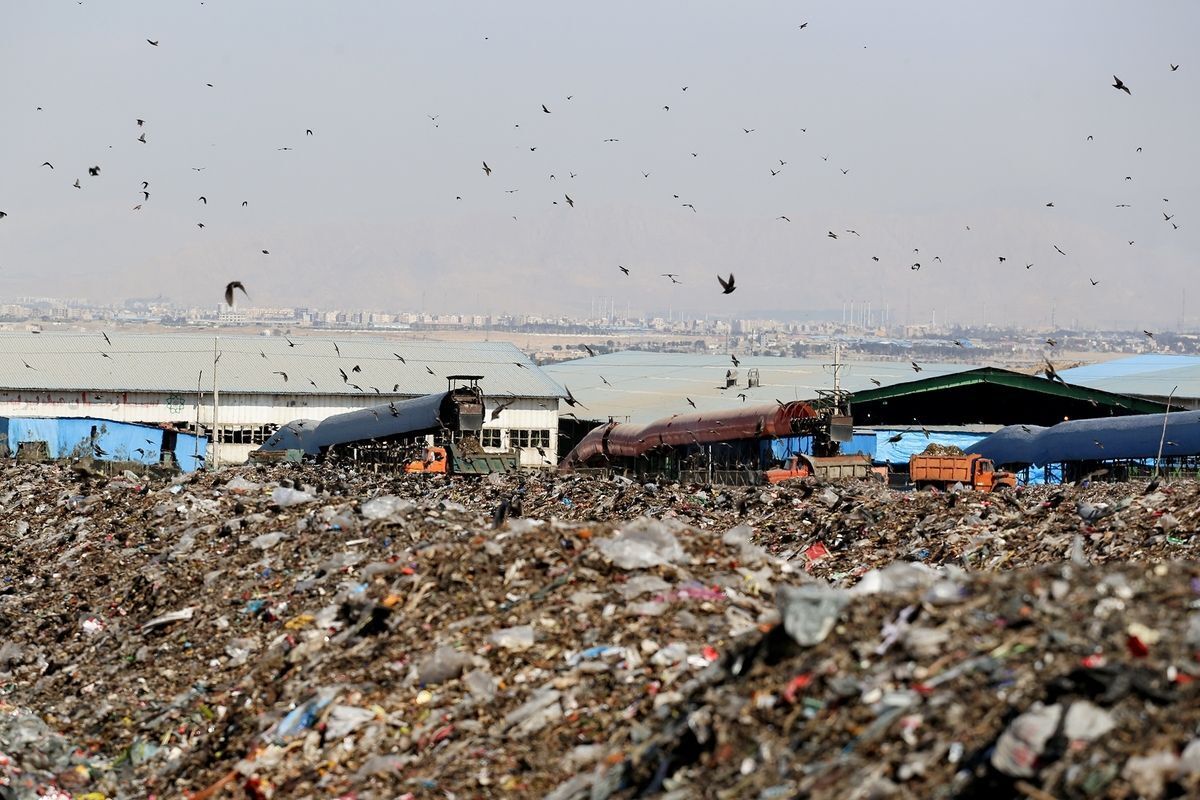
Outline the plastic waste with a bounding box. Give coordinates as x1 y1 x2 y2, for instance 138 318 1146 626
360 495 415 520
489 624 535 651
776 583 849 647
594 518 686 569
417 645 473 684
271 486 315 508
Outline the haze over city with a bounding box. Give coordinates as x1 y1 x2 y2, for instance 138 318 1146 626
2 1 1198 328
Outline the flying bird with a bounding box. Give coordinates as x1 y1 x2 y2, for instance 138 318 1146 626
1046 202 1054 207
731 355 740 367
717 273 736 294
146 39 159 46
338 367 348 382
1053 245 1067 256
261 249 269 254
583 344 596 357
1090 278 1100 286
869 378 882 387
273 371 288 382
563 385 586 408
73 179 81 189
686 397 697 408
138 133 146 143
911 361 922 372
661 273 681 284
682 203 696 212
306 129 313 136
564 194 574 207
223 281 248 306
1170 64 1179 71
102 332 111 345
393 352 406 363
618 265 630 275
426 366 435 375
1144 330 1155 339
482 161 492 176
777 215 789 221
1111 75 1130 94
542 104 550 113
41 162 53 169
332 342 341 357
827 231 837 239
198 196 206 204
88 166 100 177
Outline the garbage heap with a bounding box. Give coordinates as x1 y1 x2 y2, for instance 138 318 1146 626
0 463 1194 799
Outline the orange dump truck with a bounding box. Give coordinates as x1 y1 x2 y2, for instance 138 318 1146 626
909 453 1016 491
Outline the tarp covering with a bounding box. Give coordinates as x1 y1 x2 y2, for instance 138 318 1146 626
561 401 818 466
873 431 987 465
259 393 451 456
0 416 207 472
969 411 1200 467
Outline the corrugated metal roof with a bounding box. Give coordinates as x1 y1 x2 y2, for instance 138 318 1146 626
544 351 980 423
0 332 565 399
1059 355 1200 400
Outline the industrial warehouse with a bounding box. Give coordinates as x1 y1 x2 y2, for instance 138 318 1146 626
0 332 566 466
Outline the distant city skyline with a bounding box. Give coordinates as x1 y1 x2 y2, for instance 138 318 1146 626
2 1 1198 328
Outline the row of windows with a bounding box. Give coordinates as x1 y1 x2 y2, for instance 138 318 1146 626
480 429 551 450
189 424 279 445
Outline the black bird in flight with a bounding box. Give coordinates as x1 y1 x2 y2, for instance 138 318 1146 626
618 265 630 275
600 375 612 386
88 166 100 176
563 385 586 408
261 249 269 254
284 337 296 347
827 231 837 239
351 364 362 373
661 273 681 284
583 344 596 357
1164 212 1174 221
998 256 1006 263
777 215 790 221
717 273 736 294
426 366 436 375
686 397 697 408
73 179 81 189
1046 202 1054 207
41 162 53 169
273 371 288 382
682 203 696 212
0 212 6 220
1090 278 1100 286
306 129 313 136
338 367 348 382
731 354 740 367
332 342 341 356
138 132 146 143
1144 330 1155 339
1054 245 1067 256
393 352 406 363
564 194 574 207
146 39 159 46
1170 64 1179 71
136 119 144 127
542 104 550 113
224 281 248 306
869 378 882 387
482 161 492 176
198 196 206 204
1112 75 1130 94
911 361 922 372
102 332 111 345
799 22 808 28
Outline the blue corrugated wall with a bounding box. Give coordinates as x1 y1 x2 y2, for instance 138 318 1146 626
1 417 208 472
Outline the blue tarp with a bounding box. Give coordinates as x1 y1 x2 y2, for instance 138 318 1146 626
872 431 987 465
2 417 208 472
770 433 877 461
969 411 1200 467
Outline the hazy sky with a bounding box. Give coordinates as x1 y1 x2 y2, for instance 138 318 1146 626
2 1 1198 328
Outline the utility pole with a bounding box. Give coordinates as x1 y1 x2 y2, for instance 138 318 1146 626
211 336 220 470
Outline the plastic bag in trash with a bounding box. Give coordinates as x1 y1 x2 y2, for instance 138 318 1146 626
360 495 415 521
594 518 687 569
271 486 315 508
489 624 535 651
776 583 849 647
417 645 473 685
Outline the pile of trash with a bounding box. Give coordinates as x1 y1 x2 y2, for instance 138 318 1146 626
920 443 965 456
0 463 1194 799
